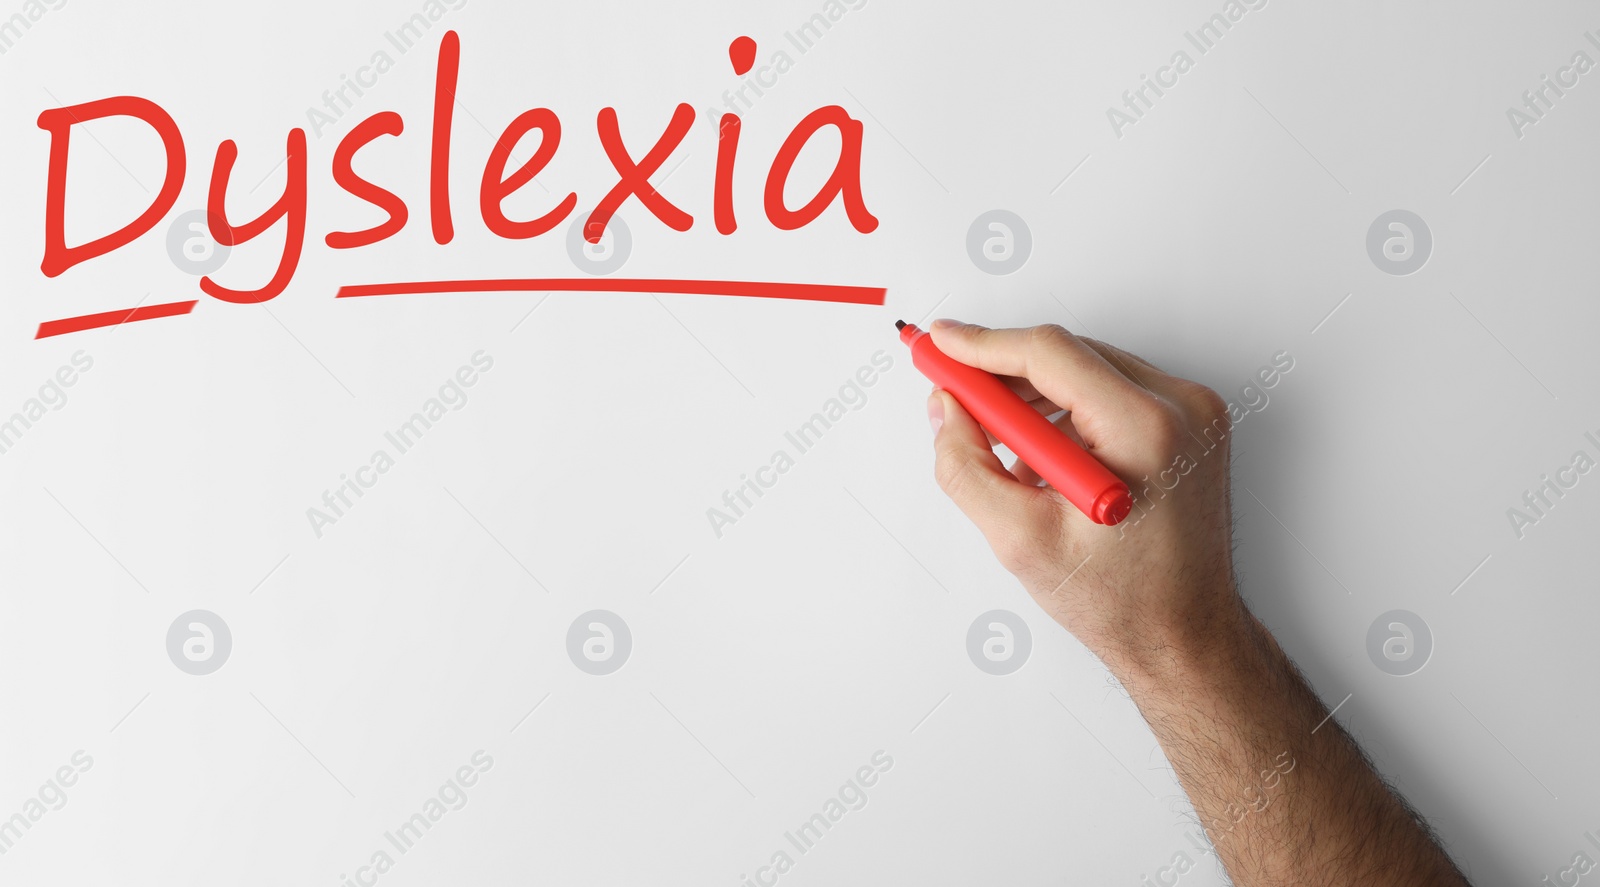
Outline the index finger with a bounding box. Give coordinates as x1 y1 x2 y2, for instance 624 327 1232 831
927 320 1164 447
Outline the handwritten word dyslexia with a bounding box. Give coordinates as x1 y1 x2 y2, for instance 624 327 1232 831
35 32 878 313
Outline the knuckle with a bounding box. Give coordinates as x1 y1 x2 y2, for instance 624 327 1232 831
1028 323 1074 351
1185 383 1231 424
1141 400 1192 450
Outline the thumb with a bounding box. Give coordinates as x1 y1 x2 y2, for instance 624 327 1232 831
929 390 1041 538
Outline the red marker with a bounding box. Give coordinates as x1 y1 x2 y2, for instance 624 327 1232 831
898 321 1133 526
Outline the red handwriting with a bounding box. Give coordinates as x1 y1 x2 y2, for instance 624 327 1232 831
34 33 881 338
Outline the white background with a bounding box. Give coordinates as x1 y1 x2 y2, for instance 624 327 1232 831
1 1 1597 884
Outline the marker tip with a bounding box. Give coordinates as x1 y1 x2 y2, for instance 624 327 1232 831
894 319 906 330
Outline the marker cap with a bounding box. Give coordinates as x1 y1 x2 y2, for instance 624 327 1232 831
1092 488 1133 526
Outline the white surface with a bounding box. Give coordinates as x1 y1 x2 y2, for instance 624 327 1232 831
0 1 1596 884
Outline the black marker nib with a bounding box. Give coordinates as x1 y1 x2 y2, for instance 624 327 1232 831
894 319 906 330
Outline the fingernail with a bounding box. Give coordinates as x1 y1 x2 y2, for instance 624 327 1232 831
930 318 961 330
927 393 944 434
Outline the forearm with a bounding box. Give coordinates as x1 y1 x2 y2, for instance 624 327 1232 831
918 322 1469 883
1103 594 1469 886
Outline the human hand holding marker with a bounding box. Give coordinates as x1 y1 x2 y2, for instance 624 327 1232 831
916 320 1471 887
897 320 1132 526
913 318 1239 663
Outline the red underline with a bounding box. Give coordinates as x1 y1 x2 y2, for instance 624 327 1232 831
35 300 198 339
33 278 882 339
335 278 887 305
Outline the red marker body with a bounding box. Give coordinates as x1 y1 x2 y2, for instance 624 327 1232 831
899 322 1133 526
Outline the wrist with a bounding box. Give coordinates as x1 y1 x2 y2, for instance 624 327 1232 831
1093 587 1258 689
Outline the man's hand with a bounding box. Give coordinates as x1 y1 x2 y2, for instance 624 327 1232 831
924 319 1470 887
925 319 1241 676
